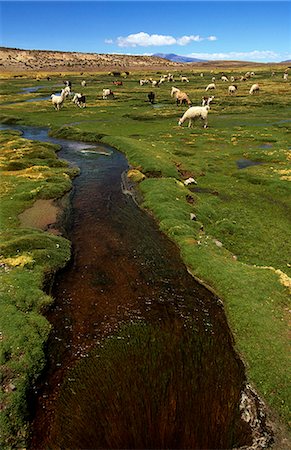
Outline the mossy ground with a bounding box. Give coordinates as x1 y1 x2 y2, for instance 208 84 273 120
0 68 290 447
0 130 75 447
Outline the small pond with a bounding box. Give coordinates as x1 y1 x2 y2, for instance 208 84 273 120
236 158 263 169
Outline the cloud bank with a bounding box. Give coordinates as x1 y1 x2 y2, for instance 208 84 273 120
187 50 285 61
106 32 217 47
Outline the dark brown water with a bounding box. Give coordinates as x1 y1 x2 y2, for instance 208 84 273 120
1 126 254 449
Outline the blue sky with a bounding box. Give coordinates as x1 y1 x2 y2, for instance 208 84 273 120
1 1 290 62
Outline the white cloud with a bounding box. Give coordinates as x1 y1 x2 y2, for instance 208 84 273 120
187 50 282 61
116 32 176 47
176 35 203 45
107 32 218 47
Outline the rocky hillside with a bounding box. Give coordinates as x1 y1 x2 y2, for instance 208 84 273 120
0 47 181 72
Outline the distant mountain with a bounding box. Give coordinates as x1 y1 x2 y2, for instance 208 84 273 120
281 60 291 63
153 53 207 63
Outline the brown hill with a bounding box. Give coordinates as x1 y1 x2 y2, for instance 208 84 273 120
0 47 181 73
0 47 286 74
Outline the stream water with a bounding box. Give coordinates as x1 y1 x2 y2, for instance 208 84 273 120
1 124 263 449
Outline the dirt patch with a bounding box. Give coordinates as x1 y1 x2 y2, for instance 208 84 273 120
18 199 60 232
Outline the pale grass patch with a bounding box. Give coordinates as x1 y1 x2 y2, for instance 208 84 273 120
255 265 291 293
1 254 34 268
3 166 50 180
273 168 291 181
4 138 25 148
0 181 13 195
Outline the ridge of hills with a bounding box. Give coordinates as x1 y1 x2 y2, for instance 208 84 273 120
0 47 180 72
0 47 288 73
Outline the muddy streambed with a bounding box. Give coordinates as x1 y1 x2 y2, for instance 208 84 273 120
1 124 269 449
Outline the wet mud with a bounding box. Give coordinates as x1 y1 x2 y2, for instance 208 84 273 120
18 199 60 231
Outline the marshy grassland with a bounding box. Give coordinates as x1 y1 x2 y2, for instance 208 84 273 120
0 67 290 448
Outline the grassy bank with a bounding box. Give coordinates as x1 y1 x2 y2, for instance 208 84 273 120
0 68 290 447
0 130 77 447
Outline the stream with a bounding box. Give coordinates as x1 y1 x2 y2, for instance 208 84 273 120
1 124 270 449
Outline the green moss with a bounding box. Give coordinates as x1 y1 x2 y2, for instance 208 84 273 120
102 135 178 177
0 131 73 447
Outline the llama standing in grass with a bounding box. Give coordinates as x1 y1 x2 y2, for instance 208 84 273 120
72 93 86 108
171 87 191 106
61 86 71 98
178 106 210 128
202 95 214 106
249 83 260 95
102 89 114 99
205 83 216 91
51 90 67 110
228 85 238 95
148 92 155 104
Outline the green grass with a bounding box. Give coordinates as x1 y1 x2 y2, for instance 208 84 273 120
0 131 73 448
0 68 290 447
